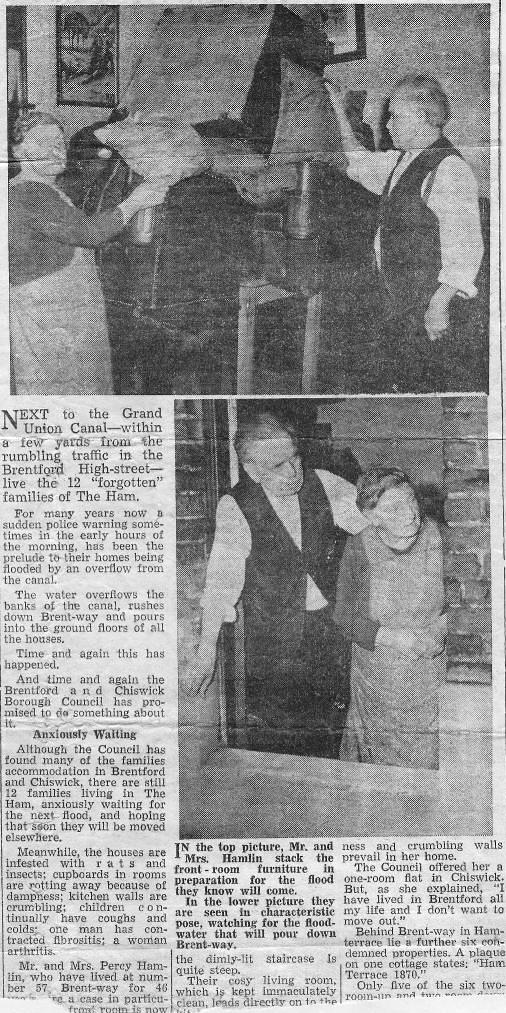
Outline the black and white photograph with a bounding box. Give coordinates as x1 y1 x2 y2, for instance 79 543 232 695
7 4 490 396
177 397 492 839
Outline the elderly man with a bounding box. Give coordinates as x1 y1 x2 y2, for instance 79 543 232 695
325 74 485 392
187 411 367 756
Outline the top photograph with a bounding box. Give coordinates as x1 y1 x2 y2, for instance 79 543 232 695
7 3 491 396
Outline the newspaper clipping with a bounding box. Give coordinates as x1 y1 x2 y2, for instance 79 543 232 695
1 4 504 1013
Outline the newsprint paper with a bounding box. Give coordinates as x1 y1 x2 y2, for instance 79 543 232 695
0 3 505 1013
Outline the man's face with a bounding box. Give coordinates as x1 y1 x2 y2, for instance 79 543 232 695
387 93 426 150
245 435 304 497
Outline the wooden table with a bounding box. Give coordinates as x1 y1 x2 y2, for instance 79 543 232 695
237 277 323 395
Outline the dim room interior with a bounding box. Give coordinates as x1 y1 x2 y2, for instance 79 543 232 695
8 4 490 395
177 397 492 839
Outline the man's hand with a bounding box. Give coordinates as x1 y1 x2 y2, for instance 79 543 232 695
362 93 387 133
324 79 371 156
182 642 217 697
424 285 456 341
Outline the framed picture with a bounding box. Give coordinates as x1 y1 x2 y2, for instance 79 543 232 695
7 6 28 111
56 5 119 108
320 5 366 64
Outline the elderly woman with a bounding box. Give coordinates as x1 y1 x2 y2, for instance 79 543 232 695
325 74 485 392
8 110 167 394
334 467 446 770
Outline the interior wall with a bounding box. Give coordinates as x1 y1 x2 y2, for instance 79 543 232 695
324 3 490 191
318 395 492 688
318 397 445 485
175 400 222 834
26 5 161 137
24 4 275 135
25 4 490 191
122 5 274 120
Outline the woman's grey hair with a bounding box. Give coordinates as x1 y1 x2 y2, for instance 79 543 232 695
356 466 412 513
12 110 64 147
234 413 297 465
393 74 451 129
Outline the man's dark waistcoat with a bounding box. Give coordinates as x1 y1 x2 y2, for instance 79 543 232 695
230 467 341 665
378 136 463 313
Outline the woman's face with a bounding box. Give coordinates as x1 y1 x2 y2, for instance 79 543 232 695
367 483 421 548
19 125 67 177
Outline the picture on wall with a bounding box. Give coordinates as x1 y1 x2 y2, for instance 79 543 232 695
7 6 28 112
56 4 119 107
320 4 366 63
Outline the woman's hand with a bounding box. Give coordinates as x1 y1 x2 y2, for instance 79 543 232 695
427 614 448 655
130 181 168 209
377 627 445 661
118 182 168 225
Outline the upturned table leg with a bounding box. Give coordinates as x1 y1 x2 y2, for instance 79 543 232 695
301 290 323 393
237 283 257 394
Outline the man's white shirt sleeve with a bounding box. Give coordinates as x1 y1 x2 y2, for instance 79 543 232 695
346 149 399 196
316 469 367 534
200 495 250 623
200 473 366 622
424 155 483 297
346 149 483 297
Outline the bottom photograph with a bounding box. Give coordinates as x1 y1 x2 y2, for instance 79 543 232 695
176 396 492 839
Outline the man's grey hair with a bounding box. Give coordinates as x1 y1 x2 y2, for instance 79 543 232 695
234 413 297 465
393 74 451 129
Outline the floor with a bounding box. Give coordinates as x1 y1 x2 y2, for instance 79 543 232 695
106 257 489 396
180 683 492 839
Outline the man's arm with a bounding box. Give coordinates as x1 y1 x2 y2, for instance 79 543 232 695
324 79 368 154
184 496 250 696
316 469 368 534
324 80 398 194
423 156 484 341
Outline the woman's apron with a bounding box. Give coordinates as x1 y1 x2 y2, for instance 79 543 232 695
10 180 113 395
339 519 446 770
